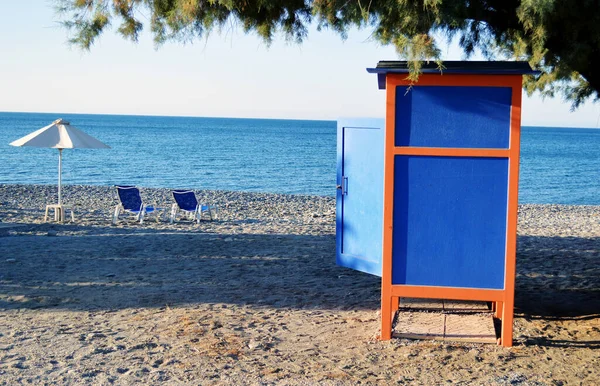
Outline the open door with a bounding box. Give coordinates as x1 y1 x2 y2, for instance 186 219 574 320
336 119 385 276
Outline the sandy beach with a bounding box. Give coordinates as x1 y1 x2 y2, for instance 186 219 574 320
0 184 598 385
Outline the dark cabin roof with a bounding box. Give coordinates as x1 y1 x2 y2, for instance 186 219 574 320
366 61 539 89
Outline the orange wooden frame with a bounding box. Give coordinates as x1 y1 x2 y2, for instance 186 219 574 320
380 73 522 347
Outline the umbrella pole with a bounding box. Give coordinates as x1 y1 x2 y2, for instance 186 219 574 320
58 148 62 206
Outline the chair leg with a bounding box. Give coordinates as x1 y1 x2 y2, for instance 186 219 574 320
170 205 177 224
44 206 50 223
208 205 217 220
112 206 120 225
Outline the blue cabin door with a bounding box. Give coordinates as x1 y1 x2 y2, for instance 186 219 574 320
336 119 385 276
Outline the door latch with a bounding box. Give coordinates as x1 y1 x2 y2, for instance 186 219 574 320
337 176 348 195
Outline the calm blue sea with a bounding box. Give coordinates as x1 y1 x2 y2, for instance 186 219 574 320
0 112 598 205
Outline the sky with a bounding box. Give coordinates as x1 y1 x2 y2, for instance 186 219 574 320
1 1 599 127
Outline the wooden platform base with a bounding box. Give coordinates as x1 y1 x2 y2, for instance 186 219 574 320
392 298 497 344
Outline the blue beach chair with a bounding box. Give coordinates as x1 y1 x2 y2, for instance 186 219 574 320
170 189 218 223
112 185 164 224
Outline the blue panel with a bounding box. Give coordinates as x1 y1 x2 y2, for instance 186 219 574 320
336 119 385 276
395 86 512 148
392 156 508 289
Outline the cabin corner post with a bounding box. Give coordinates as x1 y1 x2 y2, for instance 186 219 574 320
380 75 399 341
501 76 524 347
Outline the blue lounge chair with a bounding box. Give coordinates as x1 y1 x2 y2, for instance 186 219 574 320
170 190 218 223
112 185 164 224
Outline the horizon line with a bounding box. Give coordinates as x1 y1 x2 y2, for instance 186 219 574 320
1 110 599 129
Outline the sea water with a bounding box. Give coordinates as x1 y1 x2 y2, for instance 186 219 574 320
0 112 598 205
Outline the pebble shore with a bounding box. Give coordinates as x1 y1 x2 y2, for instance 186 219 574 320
0 184 336 236
0 184 598 385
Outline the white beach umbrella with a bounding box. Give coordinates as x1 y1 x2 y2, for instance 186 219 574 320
9 118 110 205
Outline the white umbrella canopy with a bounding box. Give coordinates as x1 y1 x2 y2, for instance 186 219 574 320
9 118 111 149
9 118 110 206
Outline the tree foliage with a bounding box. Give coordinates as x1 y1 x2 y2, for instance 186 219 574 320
55 0 600 108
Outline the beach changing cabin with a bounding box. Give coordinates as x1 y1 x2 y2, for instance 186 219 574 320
336 61 537 347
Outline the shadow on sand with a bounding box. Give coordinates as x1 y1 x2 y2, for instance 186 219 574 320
0 223 381 312
515 235 600 317
515 234 600 349
1 224 598 348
